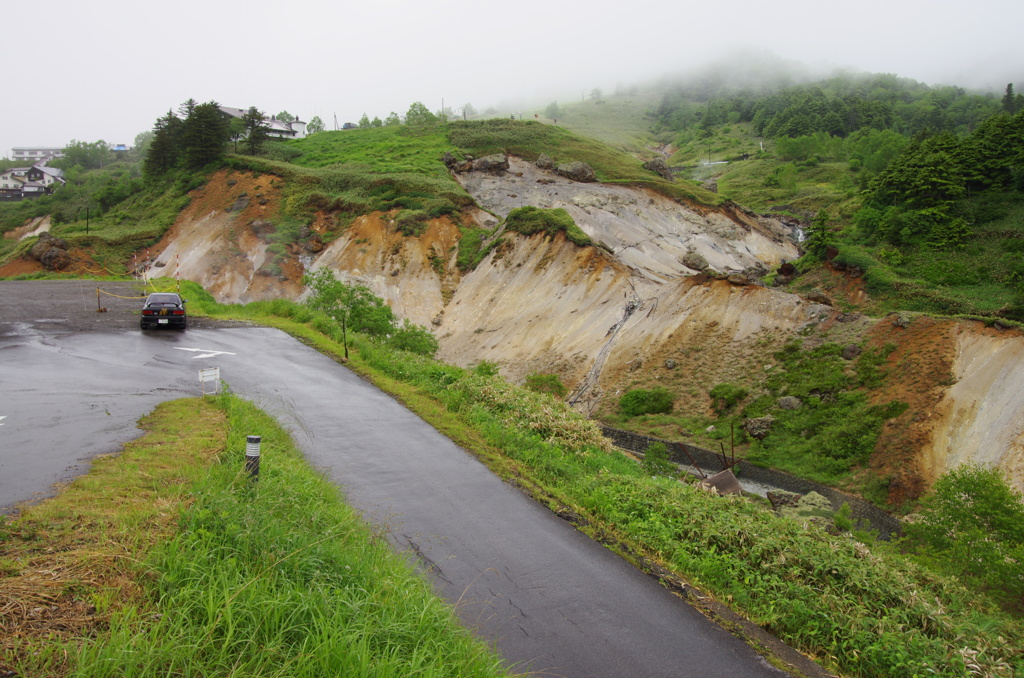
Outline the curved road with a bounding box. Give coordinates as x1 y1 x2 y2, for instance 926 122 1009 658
1 281 798 678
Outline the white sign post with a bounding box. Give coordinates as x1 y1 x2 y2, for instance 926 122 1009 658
199 367 221 396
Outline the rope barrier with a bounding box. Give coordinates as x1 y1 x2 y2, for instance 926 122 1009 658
96 288 147 300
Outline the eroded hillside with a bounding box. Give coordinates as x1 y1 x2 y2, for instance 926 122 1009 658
141 164 1024 502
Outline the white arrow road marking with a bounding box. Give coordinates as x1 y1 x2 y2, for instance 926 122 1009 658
174 347 238 360
0 416 5 426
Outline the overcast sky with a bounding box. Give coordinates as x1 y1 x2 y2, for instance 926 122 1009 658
5 0 1022 160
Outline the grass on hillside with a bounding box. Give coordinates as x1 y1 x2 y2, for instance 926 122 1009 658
0 395 509 678
172 282 1024 678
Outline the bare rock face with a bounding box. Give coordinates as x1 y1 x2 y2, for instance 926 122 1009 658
472 154 509 172
556 161 596 183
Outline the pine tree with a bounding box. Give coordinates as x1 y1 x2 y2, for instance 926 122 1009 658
241 106 269 155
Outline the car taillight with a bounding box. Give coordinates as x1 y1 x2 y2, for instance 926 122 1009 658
172 310 184 315
142 310 154 315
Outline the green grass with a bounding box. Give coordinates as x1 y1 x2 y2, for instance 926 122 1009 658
188 292 1021 678
0 395 509 678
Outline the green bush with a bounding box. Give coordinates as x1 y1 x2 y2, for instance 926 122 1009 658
524 373 567 398
641 442 676 477
905 463 1024 610
709 383 748 416
619 387 674 417
504 206 592 247
387 319 439 357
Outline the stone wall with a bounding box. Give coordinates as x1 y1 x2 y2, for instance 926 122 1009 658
601 426 903 540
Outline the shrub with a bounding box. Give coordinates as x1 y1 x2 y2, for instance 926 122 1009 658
905 463 1024 608
473 360 500 377
709 383 748 416
505 206 592 247
619 387 674 417
641 442 676 477
387 319 439 357
524 372 567 398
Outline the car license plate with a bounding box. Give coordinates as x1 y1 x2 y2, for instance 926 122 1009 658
158 319 168 324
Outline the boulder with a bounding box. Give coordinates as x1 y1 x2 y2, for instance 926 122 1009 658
535 153 554 170
777 396 802 410
842 344 862 361
680 252 709 271
441 151 457 168
39 247 71 271
556 161 597 183
893 312 912 329
642 157 674 181
742 415 775 440
805 288 832 305
472 153 509 172
767 490 801 510
30 232 71 271
302 232 324 253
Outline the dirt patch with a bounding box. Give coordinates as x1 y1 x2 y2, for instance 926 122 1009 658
0 256 42 277
862 315 959 506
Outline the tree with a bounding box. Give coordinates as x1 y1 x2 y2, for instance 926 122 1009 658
460 103 477 119
1002 84 1018 114
306 115 325 135
182 101 229 169
276 111 295 122
61 140 110 170
384 111 401 126
802 209 836 260
241 106 270 155
358 113 371 129
143 110 183 178
590 88 603 102
906 463 1024 603
405 101 437 126
371 116 383 128
544 101 562 119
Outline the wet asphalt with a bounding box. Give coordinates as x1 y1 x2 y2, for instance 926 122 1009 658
0 281 792 678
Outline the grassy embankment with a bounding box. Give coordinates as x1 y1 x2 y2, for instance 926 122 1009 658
0 395 510 678
167 281 1024 678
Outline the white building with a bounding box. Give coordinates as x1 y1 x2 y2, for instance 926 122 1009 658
218 107 307 139
10 147 65 162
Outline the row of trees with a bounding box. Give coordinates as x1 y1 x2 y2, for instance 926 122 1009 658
303 102 481 137
855 109 1024 248
654 74 1011 140
143 100 272 178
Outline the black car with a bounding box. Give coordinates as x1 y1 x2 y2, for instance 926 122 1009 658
140 292 187 330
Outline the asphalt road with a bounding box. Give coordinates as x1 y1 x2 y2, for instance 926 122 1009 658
0 280 794 678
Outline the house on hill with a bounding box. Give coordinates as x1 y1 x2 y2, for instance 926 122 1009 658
218 106 307 139
10 147 65 163
0 162 65 201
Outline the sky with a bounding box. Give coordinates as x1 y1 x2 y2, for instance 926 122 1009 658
4 0 1022 160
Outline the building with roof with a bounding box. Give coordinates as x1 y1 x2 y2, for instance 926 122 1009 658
10 147 65 163
0 162 65 201
218 107 307 139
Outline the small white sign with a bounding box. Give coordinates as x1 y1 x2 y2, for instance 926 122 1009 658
199 367 221 395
